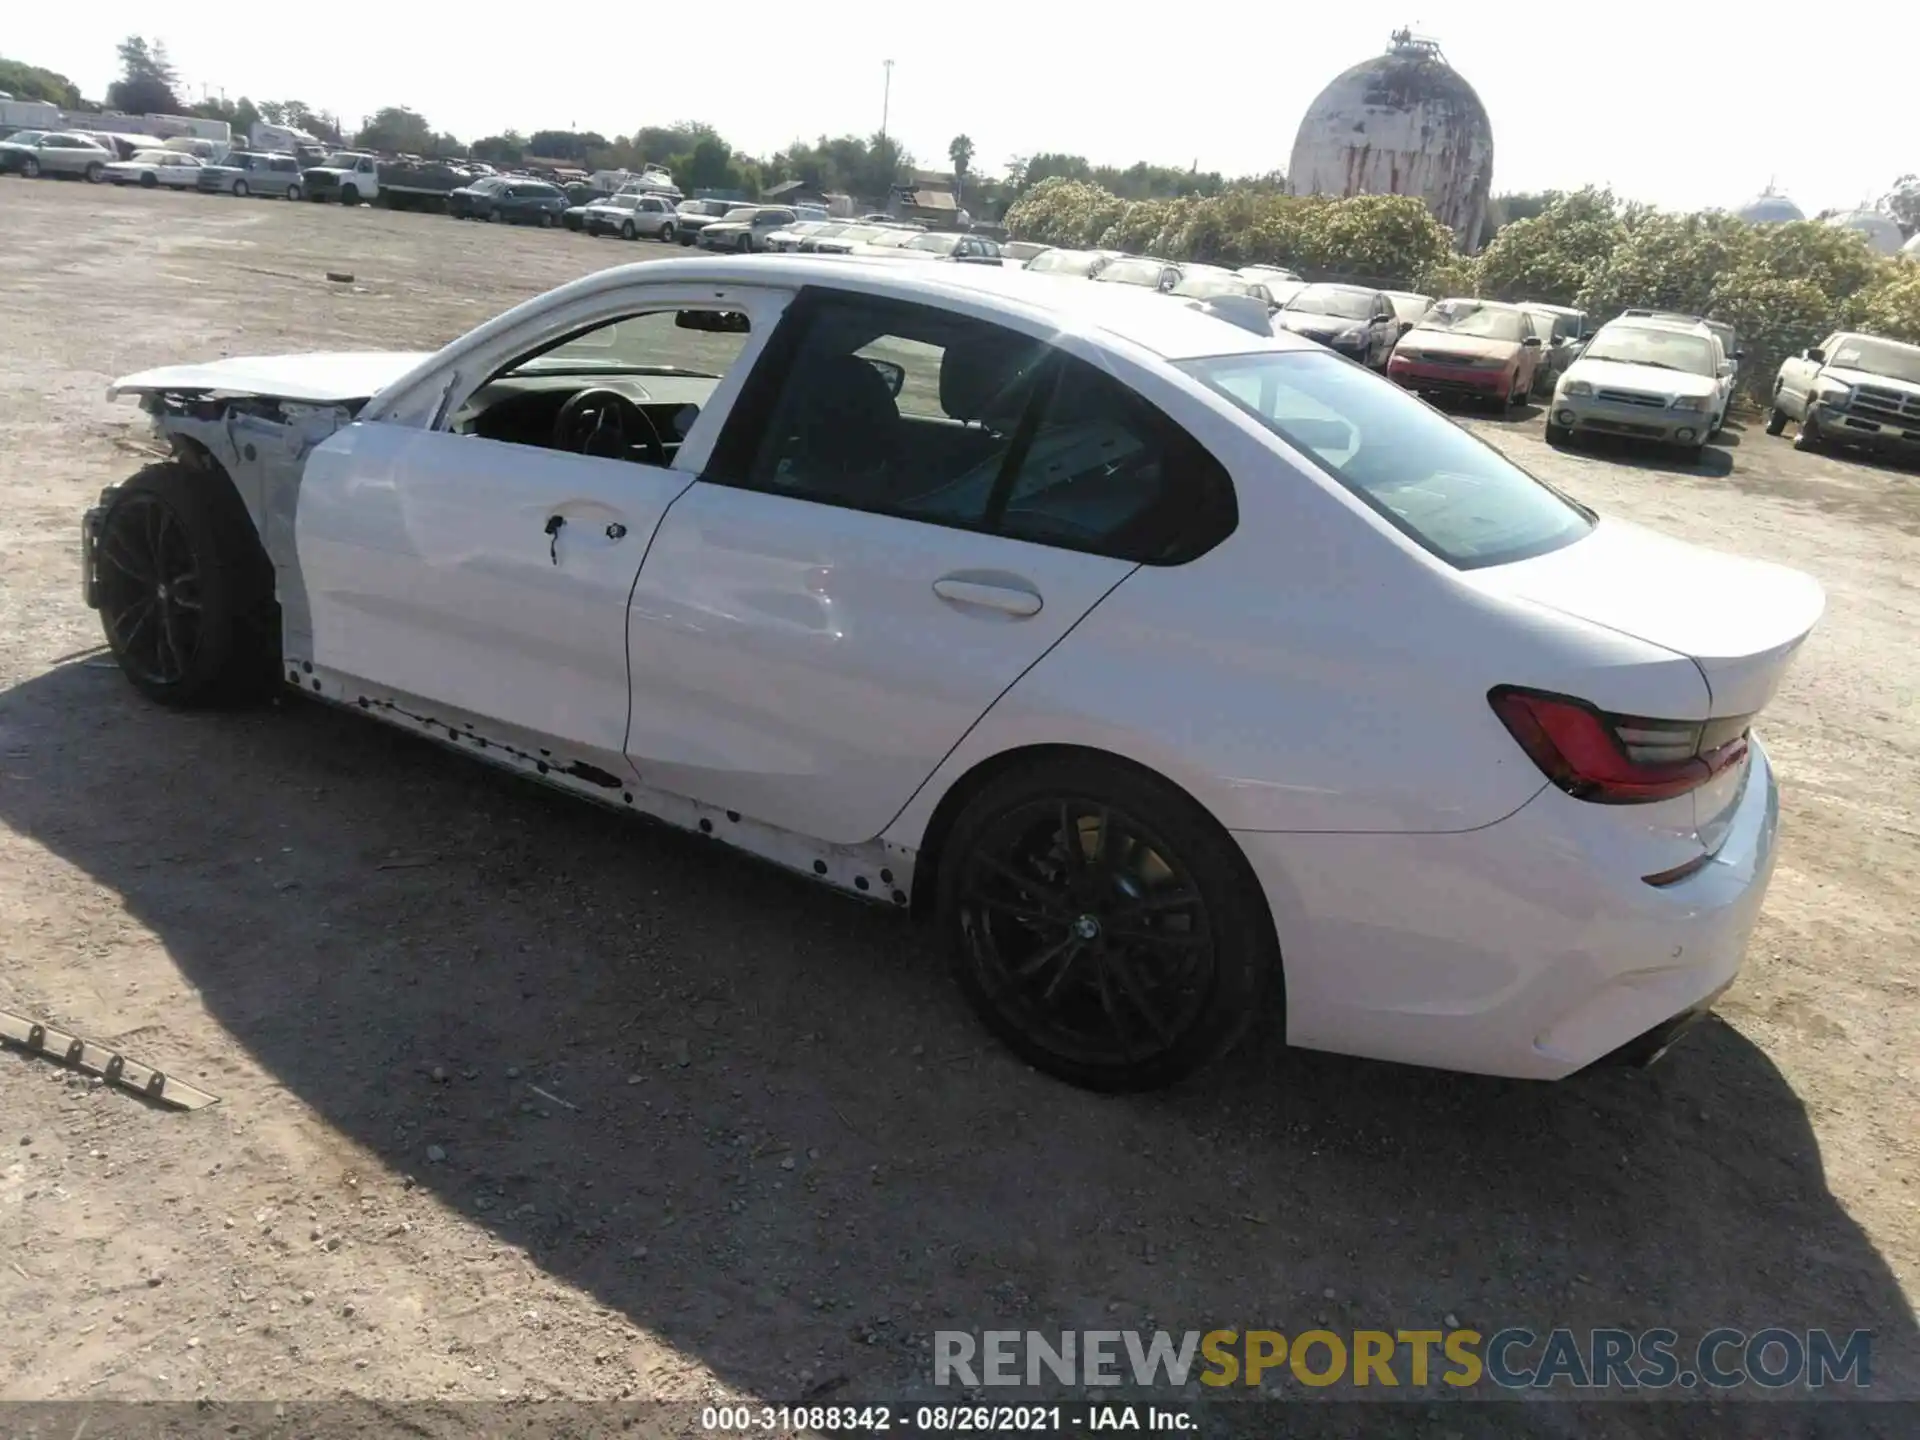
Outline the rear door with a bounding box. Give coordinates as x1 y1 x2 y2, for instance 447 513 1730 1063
624 288 1231 843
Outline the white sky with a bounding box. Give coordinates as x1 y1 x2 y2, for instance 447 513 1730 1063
9 2 1912 216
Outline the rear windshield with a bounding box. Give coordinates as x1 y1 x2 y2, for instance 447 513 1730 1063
1180 350 1593 569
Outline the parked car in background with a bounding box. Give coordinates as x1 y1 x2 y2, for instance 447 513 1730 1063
764 219 835 252
855 231 1005 265
103 149 203 189
1387 299 1543 411
84 255 1823 1092
1172 272 1262 301
673 198 738 246
1611 316 1734 431
804 223 889 254
1025 248 1115 278
1547 318 1727 457
1382 291 1435 340
1237 264 1303 285
1002 241 1051 263
0 130 112 180
696 206 798 252
196 150 306 199
1520 304 1591 398
301 150 381 204
583 191 678 240
1766 332 1920 458
1092 256 1181 292
1274 284 1400 369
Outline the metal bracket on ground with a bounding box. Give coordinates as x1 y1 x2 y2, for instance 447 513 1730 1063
0 1009 221 1110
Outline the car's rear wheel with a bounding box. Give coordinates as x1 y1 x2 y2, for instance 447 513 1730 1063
139 172 157 188
659 221 676 244
1795 412 1824 452
232 179 249 197
621 220 637 240
737 234 752 252
285 184 302 202
21 157 41 178
94 464 277 709
538 210 553 227
937 756 1277 1091
85 162 104 183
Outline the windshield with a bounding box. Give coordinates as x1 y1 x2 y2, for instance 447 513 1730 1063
907 233 962 255
1180 350 1592 568
1386 293 1434 322
1027 250 1102 275
1829 336 1920 385
505 310 745 378
1583 327 1717 375
1174 275 1253 300
720 207 756 222
1097 258 1169 287
864 230 918 249
6 131 49 145
1419 306 1529 343
323 152 362 168
1285 288 1375 321
600 194 639 209
132 151 177 164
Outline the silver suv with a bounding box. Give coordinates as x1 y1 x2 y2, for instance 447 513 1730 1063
196 150 307 199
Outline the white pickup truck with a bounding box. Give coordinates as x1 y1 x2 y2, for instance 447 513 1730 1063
301 149 381 204
1766 331 1920 458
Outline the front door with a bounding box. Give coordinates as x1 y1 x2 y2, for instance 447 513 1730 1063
624 289 1221 844
296 306 762 775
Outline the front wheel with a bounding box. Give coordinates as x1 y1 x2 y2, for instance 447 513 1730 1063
1795 412 1824 452
737 234 752 252
621 220 637 240
936 756 1277 1091
538 210 554 227
232 179 249 197
85 162 104 183
339 184 360 205
1545 421 1573 446
139 172 157 188
285 184 302 202
92 464 278 708
1765 406 1788 436
659 222 676 244
21 157 41 178
679 231 695 246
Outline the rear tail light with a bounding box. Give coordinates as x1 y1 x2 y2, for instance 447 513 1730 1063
1489 686 1749 805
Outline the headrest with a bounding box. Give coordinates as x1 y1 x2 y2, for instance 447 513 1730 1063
939 331 1044 425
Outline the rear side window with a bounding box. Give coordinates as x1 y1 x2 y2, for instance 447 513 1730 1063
1181 349 1591 569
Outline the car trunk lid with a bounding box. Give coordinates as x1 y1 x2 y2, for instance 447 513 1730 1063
1469 517 1824 719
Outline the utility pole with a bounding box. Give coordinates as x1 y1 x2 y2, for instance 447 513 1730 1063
880 59 894 146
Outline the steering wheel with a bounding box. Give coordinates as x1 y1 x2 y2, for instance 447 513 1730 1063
552 387 667 465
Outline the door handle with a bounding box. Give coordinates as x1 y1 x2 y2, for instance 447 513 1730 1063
932 577 1043 617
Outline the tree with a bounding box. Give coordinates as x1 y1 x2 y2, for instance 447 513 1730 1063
354 107 440 155
255 101 339 143
948 133 974 198
0 56 82 108
106 35 181 116
470 132 526 166
1475 188 1627 306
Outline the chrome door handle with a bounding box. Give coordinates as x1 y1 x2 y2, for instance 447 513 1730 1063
932 577 1043 617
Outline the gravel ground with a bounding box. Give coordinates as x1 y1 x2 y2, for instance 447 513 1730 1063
0 180 1915 1437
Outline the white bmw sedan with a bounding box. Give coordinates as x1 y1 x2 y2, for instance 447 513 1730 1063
84 257 1822 1091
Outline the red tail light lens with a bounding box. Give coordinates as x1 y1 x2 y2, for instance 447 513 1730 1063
1489 686 1749 805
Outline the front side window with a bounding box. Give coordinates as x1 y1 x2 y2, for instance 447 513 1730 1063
1181 350 1591 569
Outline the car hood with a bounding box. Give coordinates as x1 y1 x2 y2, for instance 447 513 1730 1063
701 221 750 233
1822 366 1920 398
1562 356 1718 399
1398 330 1520 362
1278 312 1362 335
109 353 435 405
1467 517 1825 717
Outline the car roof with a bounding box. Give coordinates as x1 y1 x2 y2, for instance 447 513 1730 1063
545 254 1313 361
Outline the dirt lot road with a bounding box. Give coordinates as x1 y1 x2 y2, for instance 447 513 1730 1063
1 182 1916 1434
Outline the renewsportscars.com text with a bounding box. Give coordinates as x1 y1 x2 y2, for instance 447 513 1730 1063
934 1327 1872 1392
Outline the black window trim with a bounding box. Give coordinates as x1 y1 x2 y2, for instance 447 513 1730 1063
702 284 1237 566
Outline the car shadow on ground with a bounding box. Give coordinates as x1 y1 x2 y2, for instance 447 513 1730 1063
1548 434 1737 478
1 662 1914 1433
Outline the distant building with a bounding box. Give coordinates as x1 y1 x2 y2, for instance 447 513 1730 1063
1735 188 1805 225
764 179 827 208
1288 30 1494 251
1826 208 1904 256
890 170 966 229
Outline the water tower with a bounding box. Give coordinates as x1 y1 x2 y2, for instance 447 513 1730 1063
1287 29 1495 250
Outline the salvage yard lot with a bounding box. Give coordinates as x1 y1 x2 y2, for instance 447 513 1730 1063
0 182 1916 1430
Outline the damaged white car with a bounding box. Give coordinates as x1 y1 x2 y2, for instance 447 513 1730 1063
86 256 1820 1091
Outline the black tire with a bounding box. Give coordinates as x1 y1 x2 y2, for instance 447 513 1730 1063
93 463 278 708
538 210 554 228
139 172 157 188
232 179 249 198
737 233 752 253
1545 421 1573 446
486 209 499 223
621 219 637 240
85 162 104 183
936 755 1278 1091
1765 406 1789 436
1794 412 1823 452
679 231 695 246
285 183 302 202
21 156 41 178
659 222 676 244
340 184 360 205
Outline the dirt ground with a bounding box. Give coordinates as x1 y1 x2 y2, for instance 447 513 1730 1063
0 181 1915 1435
